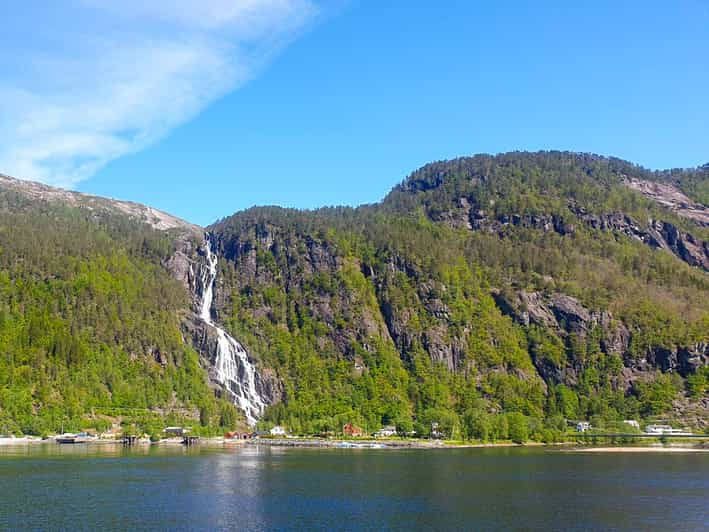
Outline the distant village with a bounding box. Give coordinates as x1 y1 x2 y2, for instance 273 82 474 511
574 420 695 436
222 422 401 442
2 418 700 447
224 419 697 443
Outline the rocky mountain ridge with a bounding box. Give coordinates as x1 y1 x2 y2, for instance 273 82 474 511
0 173 201 235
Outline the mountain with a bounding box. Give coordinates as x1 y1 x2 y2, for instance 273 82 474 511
206 152 709 437
0 174 237 437
1 151 708 440
0 173 201 234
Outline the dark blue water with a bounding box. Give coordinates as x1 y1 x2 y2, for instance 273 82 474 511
0 445 707 531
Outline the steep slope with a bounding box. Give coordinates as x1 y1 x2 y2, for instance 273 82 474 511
0 173 202 234
2 152 708 440
210 207 545 435
383 152 709 270
209 152 709 436
0 175 240 436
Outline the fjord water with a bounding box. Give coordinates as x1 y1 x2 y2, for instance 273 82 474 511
1 446 707 531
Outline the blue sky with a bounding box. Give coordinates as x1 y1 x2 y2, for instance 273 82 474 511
1 1 708 226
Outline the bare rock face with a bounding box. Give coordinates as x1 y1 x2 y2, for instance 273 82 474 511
423 191 577 236
488 213 573 235
256 368 285 407
647 221 709 270
216 222 394 362
598 313 631 357
422 325 467 372
647 347 679 374
550 294 591 333
464 210 575 237
492 290 557 328
678 343 709 376
570 204 709 272
493 288 709 396
643 343 709 377
164 236 202 302
422 184 709 272
624 177 709 227
376 261 478 373
571 208 660 247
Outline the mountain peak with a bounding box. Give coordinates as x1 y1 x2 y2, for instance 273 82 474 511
0 172 201 234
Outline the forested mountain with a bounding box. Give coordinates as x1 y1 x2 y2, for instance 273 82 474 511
0 176 238 436
208 152 709 438
1 151 708 440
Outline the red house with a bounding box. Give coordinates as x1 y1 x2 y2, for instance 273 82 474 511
343 423 364 437
224 431 252 440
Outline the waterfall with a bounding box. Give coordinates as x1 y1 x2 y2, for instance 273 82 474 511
198 234 266 426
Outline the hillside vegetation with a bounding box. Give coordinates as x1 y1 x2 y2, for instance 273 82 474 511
1 151 708 441
0 189 236 436
210 152 709 439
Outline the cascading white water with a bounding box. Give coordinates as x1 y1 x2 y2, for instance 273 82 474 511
198 234 266 426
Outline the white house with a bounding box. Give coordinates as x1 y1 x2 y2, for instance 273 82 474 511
623 420 640 430
374 425 397 438
644 424 692 436
270 425 287 436
576 422 591 433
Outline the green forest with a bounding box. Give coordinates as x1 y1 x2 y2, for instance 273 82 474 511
0 189 237 437
1 152 708 441
211 152 709 440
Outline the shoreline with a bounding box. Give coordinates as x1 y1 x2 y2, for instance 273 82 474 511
243 437 709 452
246 438 542 449
2 436 708 452
567 446 709 453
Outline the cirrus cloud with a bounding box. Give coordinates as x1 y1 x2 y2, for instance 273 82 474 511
0 0 319 188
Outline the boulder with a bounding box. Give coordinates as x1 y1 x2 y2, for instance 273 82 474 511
550 294 591 332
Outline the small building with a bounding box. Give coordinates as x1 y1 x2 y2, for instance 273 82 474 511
623 420 640 430
224 431 252 440
645 424 693 436
431 422 444 439
270 426 287 437
576 422 591 433
164 426 190 437
374 425 397 438
343 423 364 437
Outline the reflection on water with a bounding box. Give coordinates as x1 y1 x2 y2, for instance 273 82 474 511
0 442 154 458
1 444 708 530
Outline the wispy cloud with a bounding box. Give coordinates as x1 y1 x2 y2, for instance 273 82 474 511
0 0 319 188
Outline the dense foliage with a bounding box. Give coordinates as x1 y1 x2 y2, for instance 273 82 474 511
211 152 709 439
0 191 234 436
2 151 708 441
